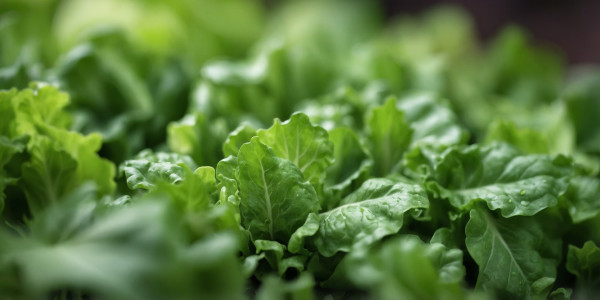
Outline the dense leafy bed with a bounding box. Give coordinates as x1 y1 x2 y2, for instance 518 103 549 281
1 0 600 299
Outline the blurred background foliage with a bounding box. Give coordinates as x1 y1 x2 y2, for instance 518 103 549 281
1 0 598 166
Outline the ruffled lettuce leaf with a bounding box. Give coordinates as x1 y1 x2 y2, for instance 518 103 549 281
407 142 573 217
257 113 333 189
0 85 115 216
119 150 197 191
289 178 428 257
237 137 319 243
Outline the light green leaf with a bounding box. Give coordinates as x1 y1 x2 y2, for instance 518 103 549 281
120 149 198 191
237 137 319 243
0 135 27 209
39 127 115 197
20 137 77 213
3 86 116 212
257 113 333 188
216 155 239 204
0 89 18 136
9 85 71 136
222 123 257 157
367 97 413 176
291 178 428 257
485 120 549 154
465 208 562 299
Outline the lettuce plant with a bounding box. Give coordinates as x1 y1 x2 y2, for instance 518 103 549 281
1 0 600 299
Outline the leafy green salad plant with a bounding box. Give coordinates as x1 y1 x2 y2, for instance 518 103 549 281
1 0 600 299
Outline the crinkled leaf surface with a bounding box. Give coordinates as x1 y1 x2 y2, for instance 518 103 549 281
257 113 333 188
290 178 428 257
120 149 198 190
412 142 573 217
150 166 217 212
216 155 240 204
1 86 115 212
397 93 469 146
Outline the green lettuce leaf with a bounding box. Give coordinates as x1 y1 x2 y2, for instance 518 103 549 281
20 137 78 212
0 135 27 210
465 207 562 299
1 85 116 214
237 137 319 243
289 178 428 257
253 239 308 277
222 123 258 157
409 142 573 217
257 113 333 189
216 155 240 205
324 127 372 207
120 149 197 191
367 97 413 176
398 93 469 147
485 120 549 154
566 241 600 298
548 288 572 300
168 112 229 167
561 177 600 223
150 166 217 212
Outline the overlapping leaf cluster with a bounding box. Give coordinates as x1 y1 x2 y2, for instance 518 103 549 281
1 0 600 299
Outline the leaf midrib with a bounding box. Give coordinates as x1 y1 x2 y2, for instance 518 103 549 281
258 159 274 240
480 209 528 289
